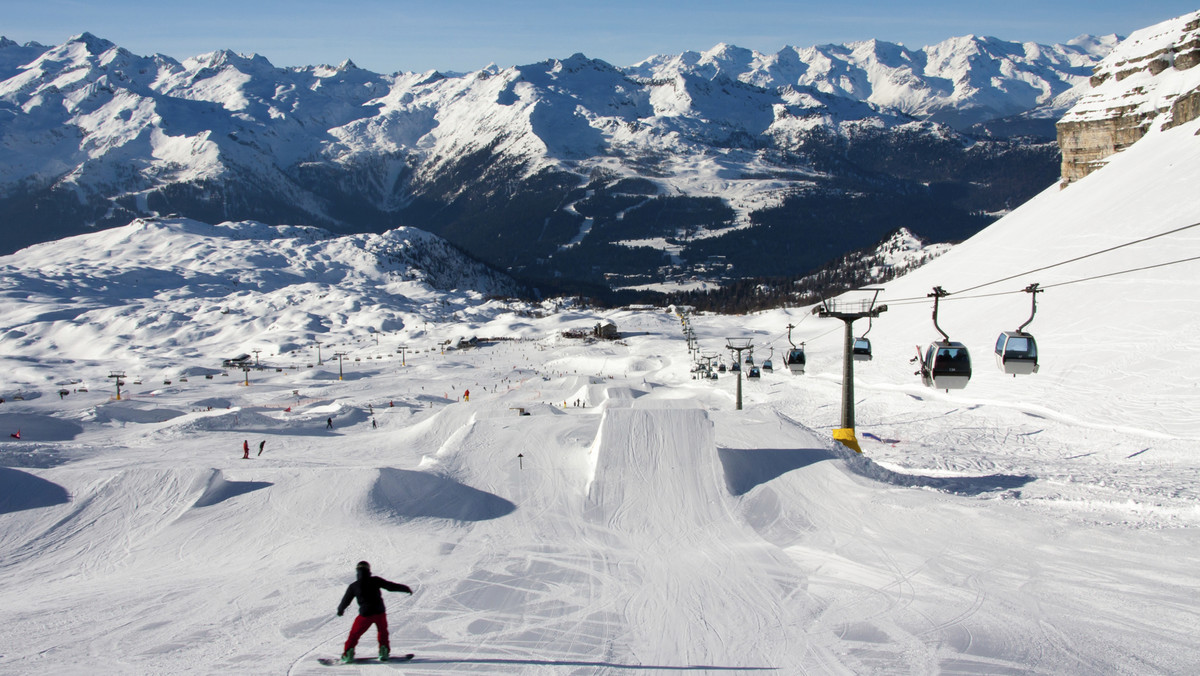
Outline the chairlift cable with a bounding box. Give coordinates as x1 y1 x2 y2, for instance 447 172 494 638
1040 254 1200 290
876 219 1200 305
879 253 1200 307
953 219 1200 295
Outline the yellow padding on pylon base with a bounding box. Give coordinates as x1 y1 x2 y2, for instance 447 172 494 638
832 428 862 453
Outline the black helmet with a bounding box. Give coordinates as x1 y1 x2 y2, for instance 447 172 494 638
356 560 370 572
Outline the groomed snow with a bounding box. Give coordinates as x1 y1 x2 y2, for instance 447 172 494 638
1 97 1200 676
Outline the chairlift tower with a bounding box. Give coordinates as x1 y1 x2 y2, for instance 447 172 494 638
397 344 408 366
252 349 261 368
815 289 887 453
108 371 126 401
725 338 753 410
334 352 348 381
315 338 324 365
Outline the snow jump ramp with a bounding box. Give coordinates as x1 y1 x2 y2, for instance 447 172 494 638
585 406 725 538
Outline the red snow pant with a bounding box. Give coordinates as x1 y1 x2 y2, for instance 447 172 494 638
344 613 389 653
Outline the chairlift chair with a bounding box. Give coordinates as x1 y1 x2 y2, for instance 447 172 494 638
852 337 872 361
919 341 972 391
995 331 1039 376
853 315 875 361
784 347 805 374
784 323 806 374
918 286 970 391
995 283 1042 377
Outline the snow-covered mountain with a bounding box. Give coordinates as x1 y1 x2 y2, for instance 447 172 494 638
0 30 1114 291
1058 11 1200 183
0 218 521 368
627 34 1114 129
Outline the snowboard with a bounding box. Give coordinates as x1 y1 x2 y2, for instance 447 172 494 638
319 653 414 666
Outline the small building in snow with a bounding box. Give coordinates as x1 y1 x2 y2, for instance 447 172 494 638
593 321 619 339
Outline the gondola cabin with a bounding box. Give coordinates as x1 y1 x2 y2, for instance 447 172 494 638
761 359 773 372
852 337 872 361
919 341 971 390
995 331 1039 376
718 363 727 373
747 366 761 379
730 362 741 373
784 348 806 374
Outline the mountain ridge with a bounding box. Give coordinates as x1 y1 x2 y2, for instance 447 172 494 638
0 30 1113 292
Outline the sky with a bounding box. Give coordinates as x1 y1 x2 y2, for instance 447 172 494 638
1 1 1197 73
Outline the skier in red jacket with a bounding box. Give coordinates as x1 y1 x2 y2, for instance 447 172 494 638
336 561 413 662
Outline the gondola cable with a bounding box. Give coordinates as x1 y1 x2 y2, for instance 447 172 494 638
875 219 1200 305
878 252 1200 308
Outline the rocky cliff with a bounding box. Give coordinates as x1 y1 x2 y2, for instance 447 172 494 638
1058 11 1200 186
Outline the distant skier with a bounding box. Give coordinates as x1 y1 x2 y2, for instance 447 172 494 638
371 418 377 429
326 417 333 429
258 440 265 456
463 389 469 402
336 561 413 663
242 440 249 459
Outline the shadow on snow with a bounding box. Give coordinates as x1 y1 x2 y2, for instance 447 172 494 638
0 466 70 514
405 656 774 671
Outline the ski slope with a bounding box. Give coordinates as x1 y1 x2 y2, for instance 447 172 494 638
2 91 1200 676
1 317 1197 674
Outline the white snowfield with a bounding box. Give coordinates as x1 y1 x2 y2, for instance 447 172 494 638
2 93 1200 676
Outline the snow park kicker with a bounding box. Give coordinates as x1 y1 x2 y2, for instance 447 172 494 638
582 406 805 669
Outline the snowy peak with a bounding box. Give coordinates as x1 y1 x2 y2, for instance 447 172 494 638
1064 10 1200 124
1057 11 1200 184
65 32 116 57
629 33 1111 129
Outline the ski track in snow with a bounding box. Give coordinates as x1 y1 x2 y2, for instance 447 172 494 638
0 314 1197 675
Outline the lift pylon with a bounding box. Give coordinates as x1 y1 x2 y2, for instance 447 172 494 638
815 289 887 453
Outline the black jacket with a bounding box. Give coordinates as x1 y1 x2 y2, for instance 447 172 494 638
338 569 412 616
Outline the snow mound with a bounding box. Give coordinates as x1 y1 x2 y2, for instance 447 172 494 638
369 467 516 522
717 447 838 496
191 469 272 508
586 407 720 524
91 403 185 424
0 412 83 440
0 467 70 514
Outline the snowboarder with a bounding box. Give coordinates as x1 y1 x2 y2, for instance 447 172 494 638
336 561 413 663
258 440 265 456
242 440 249 459
326 417 333 429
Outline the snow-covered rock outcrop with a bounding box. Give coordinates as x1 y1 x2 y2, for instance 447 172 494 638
1058 11 1200 185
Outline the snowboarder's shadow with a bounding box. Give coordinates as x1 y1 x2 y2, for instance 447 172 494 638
404 657 775 671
